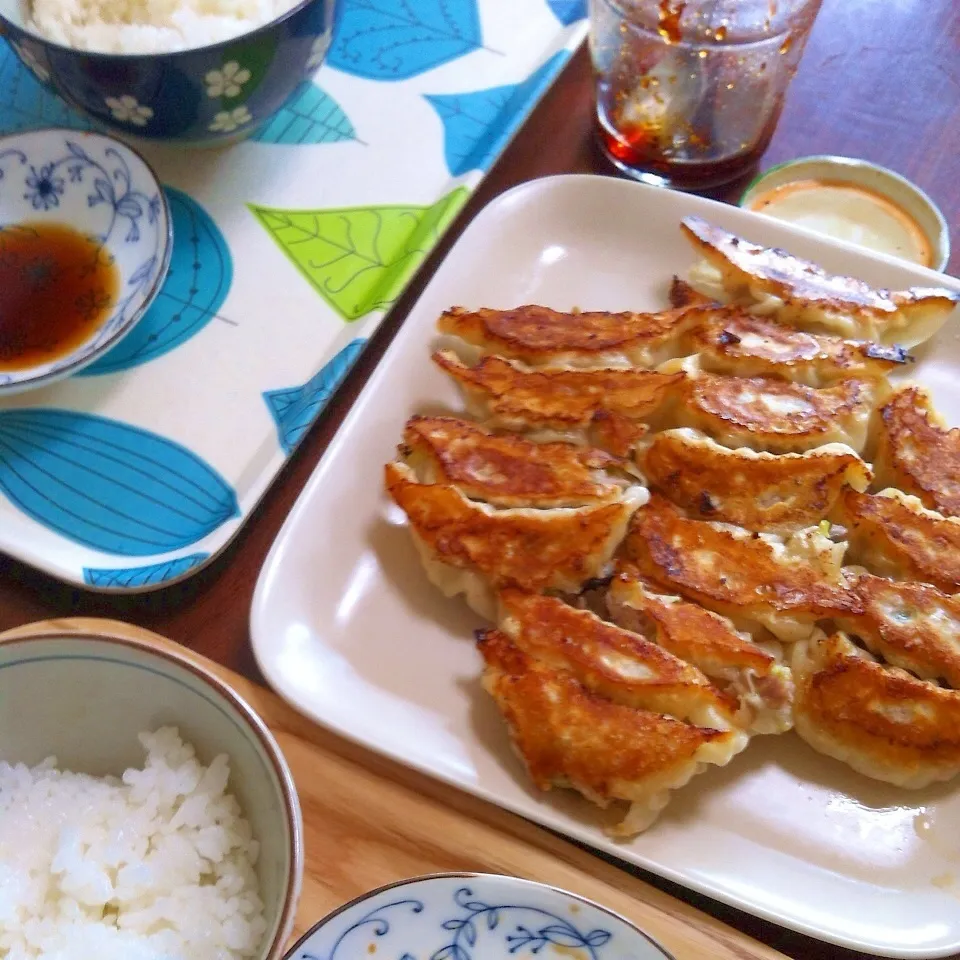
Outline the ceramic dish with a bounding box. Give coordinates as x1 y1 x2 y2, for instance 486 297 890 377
740 155 950 271
0 0 334 145
284 873 673 960
0 127 171 393
0 618 304 959
251 174 960 959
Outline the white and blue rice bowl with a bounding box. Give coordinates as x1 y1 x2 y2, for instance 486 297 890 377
0 0 335 145
285 872 676 960
0 127 171 394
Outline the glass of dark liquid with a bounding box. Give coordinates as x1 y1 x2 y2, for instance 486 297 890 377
589 0 822 190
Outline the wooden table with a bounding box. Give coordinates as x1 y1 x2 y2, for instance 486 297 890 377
1 1 957 957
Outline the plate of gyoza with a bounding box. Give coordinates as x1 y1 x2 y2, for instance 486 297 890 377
251 174 960 958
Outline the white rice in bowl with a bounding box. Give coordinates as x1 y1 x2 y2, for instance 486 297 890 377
28 0 301 53
0 727 267 960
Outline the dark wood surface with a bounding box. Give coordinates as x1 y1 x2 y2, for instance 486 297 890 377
1 1 958 957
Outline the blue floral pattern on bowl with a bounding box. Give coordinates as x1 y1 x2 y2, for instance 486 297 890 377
286 874 674 960
0 128 171 393
0 0 334 145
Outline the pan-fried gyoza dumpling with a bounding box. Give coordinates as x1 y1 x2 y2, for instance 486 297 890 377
606 574 793 734
680 309 909 386
659 357 879 454
681 215 959 346
619 494 854 642
838 571 960 690
637 429 871 532
436 303 703 368
432 350 683 456
669 277 715 308
873 385 960 518
497 589 739 728
398 415 642 509
831 488 960 593
384 461 644 619
477 616 748 836
792 631 960 788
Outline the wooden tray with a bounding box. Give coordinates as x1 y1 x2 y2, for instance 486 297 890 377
0 617 786 960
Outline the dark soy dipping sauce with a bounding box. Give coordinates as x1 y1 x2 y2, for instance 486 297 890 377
0 222 119 371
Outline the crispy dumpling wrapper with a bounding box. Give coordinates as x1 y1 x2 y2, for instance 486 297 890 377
873 384 960 518
385 461 645 619
619 493 853 642
607 574 794 734
658 356 880 454
792 631 960 789
832 488 960 593
637 428 871 532
399 415 642 509
681 215 958 347
478 621 747 837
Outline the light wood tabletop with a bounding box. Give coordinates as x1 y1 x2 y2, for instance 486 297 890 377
1 2 958 957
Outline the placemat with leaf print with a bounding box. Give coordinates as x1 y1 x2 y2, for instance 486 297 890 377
0 0 588 591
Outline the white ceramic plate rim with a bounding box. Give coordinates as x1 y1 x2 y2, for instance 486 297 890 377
251 174 960 959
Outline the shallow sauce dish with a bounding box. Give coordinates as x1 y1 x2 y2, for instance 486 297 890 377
0 127 170 393
0 0 333 145
251 174 960 959
0 620 303 959
285 873 673 960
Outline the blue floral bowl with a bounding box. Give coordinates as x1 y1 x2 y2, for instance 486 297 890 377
285 873 675 960
0 0 334 145
0 127 171 394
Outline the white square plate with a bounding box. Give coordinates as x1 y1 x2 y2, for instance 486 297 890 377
251 174 960 959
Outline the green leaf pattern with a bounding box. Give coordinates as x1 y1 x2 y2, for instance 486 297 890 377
250 187 468 321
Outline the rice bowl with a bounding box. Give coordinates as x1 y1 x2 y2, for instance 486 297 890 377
28 0 303 53
0 728 266 959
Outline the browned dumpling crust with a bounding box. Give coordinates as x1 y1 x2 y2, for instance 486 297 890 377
661 362 877 454
638 429 871 532
399 415 639 509
607 574 794 734
681 310 909 386
681 215 959 346
832 488 960 593
497 589 738 725
873 385 960 518
619 494 854 641
385 461 640 618
838 571 960 690
792 631 960 789
437 303 703 368
433 350 682 456
477 617 747 836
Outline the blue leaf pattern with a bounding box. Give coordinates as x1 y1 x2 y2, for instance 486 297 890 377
264 339 365 454
425 52 567 176
83 553 210 588
0 42 92 133
328 0 482 81
0 409 239 555
254 83 357 145
81 188 233 375
545 0 586 25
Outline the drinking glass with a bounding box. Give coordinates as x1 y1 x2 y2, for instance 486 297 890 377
589 0 822 190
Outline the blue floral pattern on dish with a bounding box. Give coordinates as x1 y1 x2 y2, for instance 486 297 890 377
81 187 233 376
0 130 171 392
290 874 673 960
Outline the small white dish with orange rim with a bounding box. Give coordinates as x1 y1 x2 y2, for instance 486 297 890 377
739 155 950 272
